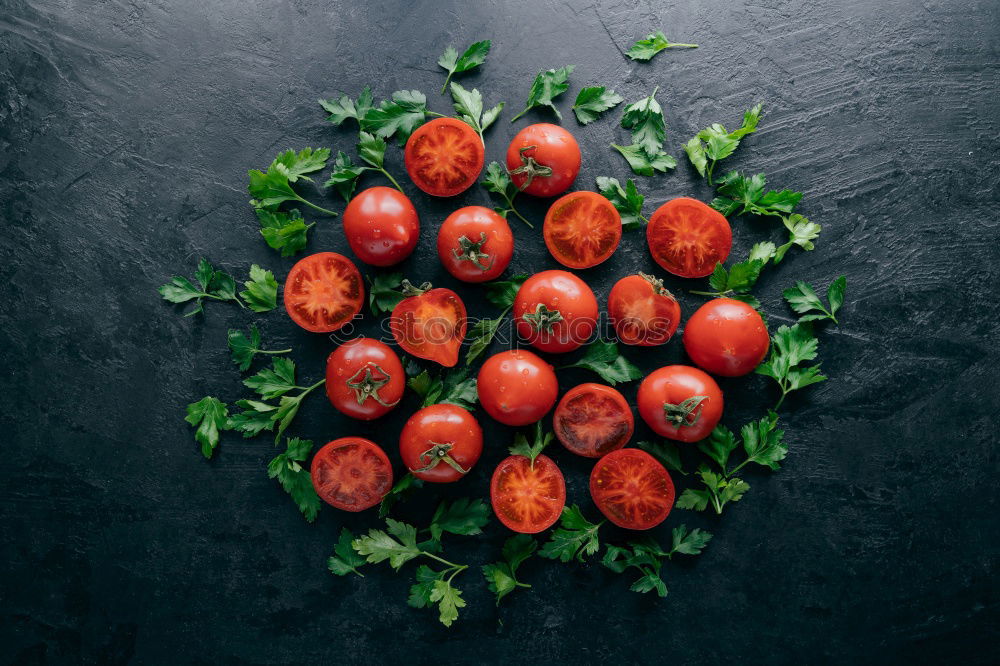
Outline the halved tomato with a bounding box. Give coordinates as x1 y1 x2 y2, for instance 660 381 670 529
607 273 681 346
553 383 633 458
283 252 364 333
491 453 566 533
646 197 732 278
390 282 467 367
310 437 393 512
543 191 622 269
589 448 674 530
404 118 485 197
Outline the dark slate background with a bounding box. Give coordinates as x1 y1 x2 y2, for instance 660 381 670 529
2 0 998 663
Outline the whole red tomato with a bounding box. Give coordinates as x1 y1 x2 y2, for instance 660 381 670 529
325 338 404 420
636 365 724 442
399 403 483 483
514 270 598 353
506 123 581 197
477 349 559 426
683 298 770 376
436 206 514 283
342 186 419 266
607 273 681 346
390 282 467 367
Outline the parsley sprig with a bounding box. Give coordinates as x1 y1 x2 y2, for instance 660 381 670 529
267 437 321 522
248 148 338 216
755 323 828 409
158 258 244 316
464 274 527 365
481 162 533 227
482 534 537 605
510 65 575 122
437 40 491 94
324 131 404 199
185 396 230 459
321 89 443 145
596 176 647 230
684 104 762 184
602 525 712 597
227 324 291 372
449 82 504 143
509 422 553 468
612 88 676 176
406 365 478 410
539 505 604 563
229 357 326 443
559 341 643 386
378 473 424 518
784 276 846 324
689 241 776 307
626 31 698 61
573 86 623 125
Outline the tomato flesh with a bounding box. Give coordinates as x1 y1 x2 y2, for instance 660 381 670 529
607 273 681 346
283 252 363 333
553 383 633 458
491 453 566 533
390 287 467 367
590 449 674 530
543 191 622 269
310 437 393 512
646 197 732 278
405 118 484 197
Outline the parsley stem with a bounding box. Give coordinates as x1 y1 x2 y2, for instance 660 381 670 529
379 168 404 193
422 551 465 571
440 76 452 96
728 459 751 477
669 42 698 48
258 348 293 355
706 160 716 186
426 110 448 118
774 391 788 410
504 194 533 228
509 107 529 123
297 196 339 217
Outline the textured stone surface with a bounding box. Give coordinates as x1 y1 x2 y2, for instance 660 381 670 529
1 0 998 662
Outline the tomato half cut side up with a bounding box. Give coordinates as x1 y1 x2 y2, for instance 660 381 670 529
491 453 566 533
589 448 674 530
553 383 634 458
283 252 364 333
404 117 485 197
646 197 732 278
310 437 393 512
543 191 622 269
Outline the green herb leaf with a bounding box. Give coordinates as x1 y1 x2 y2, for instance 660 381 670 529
482 534 536 605
601 537 670 598
429 498 490 541
430 578 466 627
480 162 532 227
697 425 739 472
362 90 430 144
596 176 645 230
484 274 528 309
669 525 713 556
227 324 290 372
539 505 603 563
626 30 698 61
449 82 503 139
272 147 330 183
407 367 478 410
774 213 822 262
784 276 846 324
158 258 243 316
248 165 299 210
367 272 405 316
510 65 575 122
685 104 762 182
636 440 685 475
676 465 751 514
465 313 506 366
438 40 491 93
185 396 230 459
267 437 321 522
560 341 643 385
240 265 279 313
407 564 439 608
323 150 371 202
572 86 623 124
741 411 788 470
328 527 366 576
244 357 298 399
353 518 423 570
755 323 827 408
611 142 676 176
378 473 423 518
255 208 313 256
357 131 387 169
508 422 553 467
621 89 665 157
319 87 374 127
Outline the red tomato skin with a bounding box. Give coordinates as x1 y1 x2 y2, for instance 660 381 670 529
390 287 467 367
404 117 485 197
310 437 393 512
342 187 419 267
325 338 404 420
683 298 770 377
399 404 483 483
646 197 733 278
477 350 559 426
589 448 675 530
436 206 514 283
543 191 622 269
513 270 599 353
637 365 724 442
553 383 634 458
490 453 566 533
283 252 364 333
607 274 682 346
505 123 581 197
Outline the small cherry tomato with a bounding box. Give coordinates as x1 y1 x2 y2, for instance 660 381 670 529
436 206 514 283
553 383 633 458
683 298 770 377
514 270 598 353
404 117 484 197
399 403 483 483
543 191 622 269
607 273 681 346
636 365 724 442
283 252 363 333
390 281 467 367
590 448 675 530
491 453 566 533
646 197 732 278
342 186 419 266
506 123 581 197
310 437 393 512
325 338 404 420
477 349 559 426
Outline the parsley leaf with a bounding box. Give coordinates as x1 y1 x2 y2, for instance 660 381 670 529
353 518 423 570
508 422 553 468
697 424 740 472
429 498 490 541
484 274 528 309
272 147 330 183
611 142 676 176
572 86 623 124
322 151 367 202
596 176 646 230
482 534 536 605
784 276 846 324
684 104 762 184
239 264 279 313
407 367 478 410
481 162 533 227
510 65 575 123
248 150 338 217
465 312 508 366
755 323 828 409
429 579 466 627
378 473 424 518
367 272 405 316
621 88 665 156
670 525 713 556
328 527 366 577
711 171 801 218
626 30 698 61
676 465 751 514
185 396 230 459
449 82 503 141
740 411 788 471
319 87 374 127
267 437 321 522
774 214 822 262
230 358 325 443
362 90 431 145
159 258 245 317
438 40 491 94
636 439 685 475
255 208 313 256
227 324 291 372
559 341 643 386
539 505 604 563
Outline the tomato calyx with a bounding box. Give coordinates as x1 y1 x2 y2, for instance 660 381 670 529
411 441 470 476
639 272 675 299
508 145 553 190
663 395 708 427
346 362 400 408
452 232 494 271
523 303 564 334
400 279 432 297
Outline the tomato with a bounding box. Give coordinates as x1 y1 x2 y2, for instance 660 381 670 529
477 349 558 426
607 273 681 346
310 437 393 512
404 117 484 197
636 365 724 442
325 338 404 420
683 298 770 377
491 453 566 533
646 197 732 278
399 404 483 483
543 191 621 269
589 448 674 530
283 252 363 333
514 270 598 353
342 186 419 266
436 206 514 283
505 123 581 197
553 383 633 458
390 283 467 367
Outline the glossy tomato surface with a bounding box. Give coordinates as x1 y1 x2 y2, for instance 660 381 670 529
404 117 484 197
683 298 770 377
505 123 581 197
283 252 363 333
646 197 732 278
436 206 514 283
543 191 621 269
342 186 419 266
553 383 633 458
325 338 404 420
590 448 675 530
491 453 566 533
514 270 598 353
399 403 483 483
607 273 681 346
390 286 467 367
310 437 393 512
637 365 724 442
477 349 559 426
